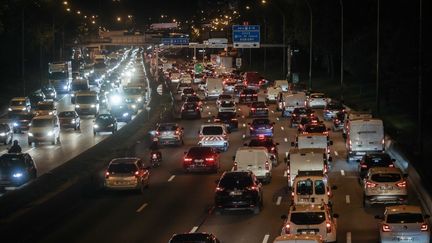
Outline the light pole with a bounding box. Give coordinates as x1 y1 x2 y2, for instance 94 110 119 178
305 0 313 90
339 0 344 101
376 0 380 115
417 0 423 158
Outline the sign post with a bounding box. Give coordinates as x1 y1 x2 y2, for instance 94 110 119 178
232 25 260 48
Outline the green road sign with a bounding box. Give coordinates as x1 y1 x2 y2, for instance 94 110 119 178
194 63 204 74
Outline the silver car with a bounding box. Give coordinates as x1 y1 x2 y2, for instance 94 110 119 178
363 167 408 207
104 158 150 192
154 123 184 146
376 205 430 243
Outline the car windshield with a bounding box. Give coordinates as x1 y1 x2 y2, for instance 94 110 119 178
108 163 136 173
366 154 392 165
296 180 313 195
31 119 52 127
188 147 212 156
305 125 327 133
290 212 326 225
10 100 25 106
58 111 76 118
71 83 88 91
48 72 68 79
371 173 401 182
10 113 32 120
294 108 311 114
249 139 273 147
76 95 97 104
0 155 25 168
183 88 194 94
158 124 177 131
252 102 266 108
252 119 270 125
315 180 326 195
186 97 200 102
37 104 54 110
202 126 223 135
183 103 197 109
97 115 112 121
220 102 234 107
387 213 424 224
219 173 253 189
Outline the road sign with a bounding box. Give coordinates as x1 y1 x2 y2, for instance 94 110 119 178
194 63 204 74
236 58 242 68
232 25 260 48
161 37 189 45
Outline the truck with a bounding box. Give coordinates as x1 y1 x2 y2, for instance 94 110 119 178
346 118 385 162
205 78 224 99
293 133 333 161
48 61 72 93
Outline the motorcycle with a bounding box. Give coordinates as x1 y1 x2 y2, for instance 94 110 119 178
150 151 162 167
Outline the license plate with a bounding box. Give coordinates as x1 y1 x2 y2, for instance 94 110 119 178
188 109 194 112
395 236 413 241
195 159 204 162
380 186 393 190
230 191 243 196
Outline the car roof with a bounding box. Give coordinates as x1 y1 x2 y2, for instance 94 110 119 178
109 157 140 165
385 205 423 214
37 101 54 105
201 123 224 128
368 167 402 174
158 122 178 127
237 146 268 152
289 148 326 154
290 204 327 213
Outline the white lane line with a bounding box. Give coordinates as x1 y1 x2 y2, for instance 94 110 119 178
276 117 280 121
285 152 289 158
281 126 284 131
242 115 245 119
136 203 148 213
346 195 351 204
284 138 288 142
346 232 352 243
23 148 35 153
262 234 270 243
190 226 199 233
341 170 345 176
283 170 288 177
271 110 274 113
168 175 175 182
208 112 211 115
334 151 339 156
206 106 210 109
276 196 282 205
0 150 7 154
238 108 241 111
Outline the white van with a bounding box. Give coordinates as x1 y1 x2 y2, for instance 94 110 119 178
266 86 281 103
292 171 333 205
273 234 323 243
205 78 224 99
274 80 289 91
293 133 332 160
342 110 372 136
198 124 229 151
233 147 272 183
75 91 99 116
28 115 60 145
286 148 329 188
346 118 384 162
279 92 307 117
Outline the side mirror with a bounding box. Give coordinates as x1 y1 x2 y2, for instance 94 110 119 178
374 215 383 220
281 215 287 220
291 142 295 147
333 213 339 218
331 185 338 190
329 141 333 145
328 157 333 162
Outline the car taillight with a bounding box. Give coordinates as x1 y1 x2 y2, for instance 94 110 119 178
214 118 220 122
240 94 246 97
323 164 328 174
134 171 140 177
360 163 368 168
326 222 332 233
284 223 290 234
184 157 193 162
215 186 224 192
196 107 200 111
265 161 270 170
249 127 254 131
152 153 158 159
251 108 256 111
382 224 391 232
205 157 215 162
253 94 258 97
396 181 407 188
155 131 160 136
231 118 237 121
105 171 110 178
175 130 180 135
421 223 429 231
247 185 259 191
366 181 378 188
258 134 265 140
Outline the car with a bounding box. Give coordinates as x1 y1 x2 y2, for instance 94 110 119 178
376 205 430 243
58 111 80 131
185 95 203 109
358 153 396 179
41 84 57 100
249 118 275 138
169 233 221 243
35 101 57 116
218 101 236 113
9 112 33 133
223 77 237 92
234 84 247 97
292 171 333 206
176 82 191 94
247 137 279 165
8 97 31 114
93 113 118 135
28 115 61 146
104 157 149 192
183 147 220 173
306 93 328 108
281 204 338 242
239 88 258 104
332 111 345 131
299 122 329 137
181 87 196 100
198 124 229 151
214 171 263 214
363 167 408 207
75 90 99 116
153 123 184 146
0 123 13 145
323 102 345 121
290 107 315 127
214 111 238 132
249 101 269 117
181 102 201 119
28 90 46 108
110 104 132 123
0 153 37 187
216 94 234 107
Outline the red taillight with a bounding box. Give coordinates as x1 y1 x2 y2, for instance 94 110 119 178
251 108 256 111
196 107 200 111
175 130 180 135
248 185 259 191
152 153 158 159
396 181 407 188
421 223 429 231
252 94 258 97
205 157 215 162
271 147 275 151
105 171 110 178
323 164 328 174
326 222 332 233
382 224 391 232
284 223 290 234
389 164 395 167
366 181 378 188
184 157 193 162
258 134 265 140
265 161 270 170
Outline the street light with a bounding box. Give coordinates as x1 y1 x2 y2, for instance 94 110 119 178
117 17 121 22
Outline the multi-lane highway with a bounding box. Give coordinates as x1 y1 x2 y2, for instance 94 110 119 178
6 81 421 243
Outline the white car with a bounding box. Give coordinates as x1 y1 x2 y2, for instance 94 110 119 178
376 205 430 243
266 86 281 103
218 101 236 113
281 204 338 243
198 124 229 151
307 93 327 108
176 82 191 94
216 94 234 107
28 115 61 146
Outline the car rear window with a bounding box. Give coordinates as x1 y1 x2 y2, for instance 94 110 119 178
296 180 313 195
305 125 327 133
59 111 75 117
183 103 197 109
242 89 256 94
220 174 253 189
217 112 235 119
186 97 200 102
387 213 424 224
371 173 401 182
159 125 177 131
290 212 326 225
249 139 273 147
0 155 25 168
219 95 232 99
252 119 270 125
252 102 266 108
108 163 137 173
188 147 212 156
202 126 223 135
220 102 235 107
366 154 392 165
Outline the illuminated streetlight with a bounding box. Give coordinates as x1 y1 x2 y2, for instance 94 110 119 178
117 17 121 22
66 8 71 12
245 5 251 10
63 1 68 5
77 10 81 14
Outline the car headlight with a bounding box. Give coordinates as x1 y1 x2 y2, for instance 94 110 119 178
71 119 76 124
22 107 27 111
137 98 142 102
63 85 68 90
8 108 12 111
131 104 137 109
50 92 55 96
108 124 114 127
71 93 75 97
93 124 99 128
75 105 80 108
122 112 129 117
12 172 23 178
13 122 18 127
47 131 54 136
0 132 6 136
91 104 96 108
28 132 34 137
49 112 53 115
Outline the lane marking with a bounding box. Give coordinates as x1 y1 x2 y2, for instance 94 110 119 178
136 203 148 213
334 151 339 156
190 226 199 233
346 232 352 243
208 112 211 115
207 119 211 122
284 138 288 143
238 108 241 111
0 150 7 154
262 234 270 243
276 196 282 205
283 170 288 177
271 110 274 114
281 126 284 131
346 195 351 204
285 152 289 158
168 175 175 182
206 106 210 109
341 170 345 176
23 148 35 153
241 115 245 119
276 117 280 121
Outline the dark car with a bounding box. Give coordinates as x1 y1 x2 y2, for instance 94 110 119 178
323 102 345 121
181 87 196 100
290 107 315 127
332 111 345 131
247 138 279 165
249 101 269 117
249 118 275 138
300 122 329 136
214 171 263 214
183 146 220 173
58 111 80 130
181 102 201 119
239 88 258 104
234 84 246 97
41 85 57 100
185 95 203 109
110 104 133 123
0 153 37 187
9 112 33 133
93 113 117 135
0 123 13 145
169 233 221 243
214 112 238 132
28 90 46 108
358 153 395 179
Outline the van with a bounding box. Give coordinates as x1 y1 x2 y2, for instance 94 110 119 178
35 101 57 116
346 118 384 162
279 92 307 117
233 147 272 183
205 78 223 99
274 80 289 91
293 133 332 160
28 115 60 145
74 91 99 116
70 78 90 103
286 148 329 188
292 171 333 205
342 110 372 137
273 234 323 243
